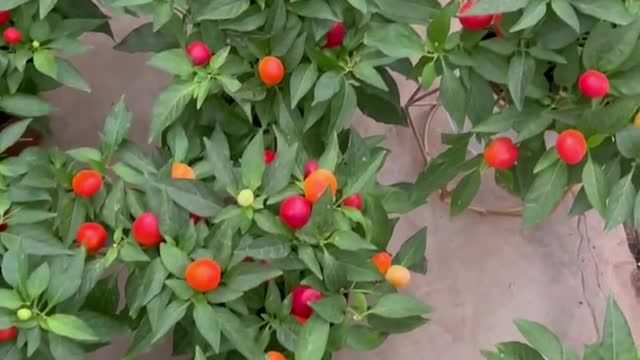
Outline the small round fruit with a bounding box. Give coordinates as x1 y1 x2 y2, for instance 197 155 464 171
0 223 7 232
185 259 222 292
291 286 323 319
280 195 312 230
385 265 411 289
303 169 338 204
267 351 286 360
459 1 495 31
484 137 519 170
133 212 163 247
264 150 277 165
72 170 103 198
31 40 40 49
0 11 11 26
304 160 319 179
556 130 587 165
171 163 196 180
371 252 393 275
77 222 108 254
634 112 640 128
325 22 346 49
3 27 21 45
0 327 17 342
343 194 364 211
16 308 32 321
186 41 213 67
237 189 255 207
259 56 285 87
579 70 609 99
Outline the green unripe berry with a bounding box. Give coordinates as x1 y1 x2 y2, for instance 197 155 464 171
16 308 32 321
31 41 40 49
236 189 255 207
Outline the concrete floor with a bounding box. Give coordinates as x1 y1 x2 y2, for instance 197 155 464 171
45 16 640 360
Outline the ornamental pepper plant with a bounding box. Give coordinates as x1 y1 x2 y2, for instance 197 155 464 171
0 97 430 359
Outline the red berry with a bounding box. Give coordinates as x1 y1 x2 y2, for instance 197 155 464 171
0 11 11 26
3 27 21 45
325 22 346 49
578 70 609 99
484 137 519 170
280 196 312 230
264 150 277 165
291 286 323 319
556 130 587 165
0 223 7 232
133 212 163 247
0 327 17 342
186 41 213 67
343 194 364 211
72 170 103 198
77 222 108 254
304 160 319 179
459 1 495 31
190 213 208 225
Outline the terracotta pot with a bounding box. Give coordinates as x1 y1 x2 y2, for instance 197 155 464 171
0 115 43 156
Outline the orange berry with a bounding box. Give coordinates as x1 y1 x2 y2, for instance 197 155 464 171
303 169 337 204
385 265 411 289
172 163 196 180
259 56 285 87
185 259 222 292
371 252 393 274
634 112 640 128
266 351 286 360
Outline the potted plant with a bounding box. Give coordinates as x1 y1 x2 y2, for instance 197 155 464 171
0 0 110 155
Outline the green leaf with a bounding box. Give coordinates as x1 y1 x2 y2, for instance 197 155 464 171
34 50 58 79
66 147 102 164
346 325 386 351
263 142 298 196
393 227 427 274
0 118 32 154
582 156 608 216
330 230 376 251
160 180 221 218
583 20 640 72
604 171 636 231
295 314 330 360
329 80 358 133
372 0 438 24
522 161 568 228
450 170 481 216
215 306 263 359
151 299 189 343
571 0 633 25
514 319 565 360
49 333 85 360
193 302 221 353
265 280 281 314
353 63 388 91
54 59 91 92
165 279 194 300
342 151 385 198
511 0 548 32
533 149 559 174
240 130 266 191
364 23 424 58
289 0 338 20
371 294 432 318
149 82 194 141
310 295 346 324
204 128 237 194
321 250 348 291
290 63 319 108
440 62 467 130
472 109 517 133
196 0 250 20
159 243 190 278
0 289 22 310
114 22 179 53
0 0 30 11
465 0 528 15
47 314 98 341
46 250 86 307
595 297 638 360
224 263 282 291
298 245 323 280
313 71 342 105
205 286 243 304
0 94 52 117
427 3 457 47
421 61 437 90
551 0 579 32
26 262 50 300
508 53 536 111
347 0 367 13
147 49 193 77
236 236 291 260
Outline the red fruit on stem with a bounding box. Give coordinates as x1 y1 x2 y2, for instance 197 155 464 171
556 130 587 165
484 137 519 170
133 212 163 247
186 41 213 67
0 11 11 26
77 222 108 254
325 22 346 49
578 70 610 99
280 196 312 230
343 194 364 210
0 327 17 342
72 170 103 198
3 27 21 45
264 150 277 165
459 1 495 31
291 286 324 319
304 160 319 179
